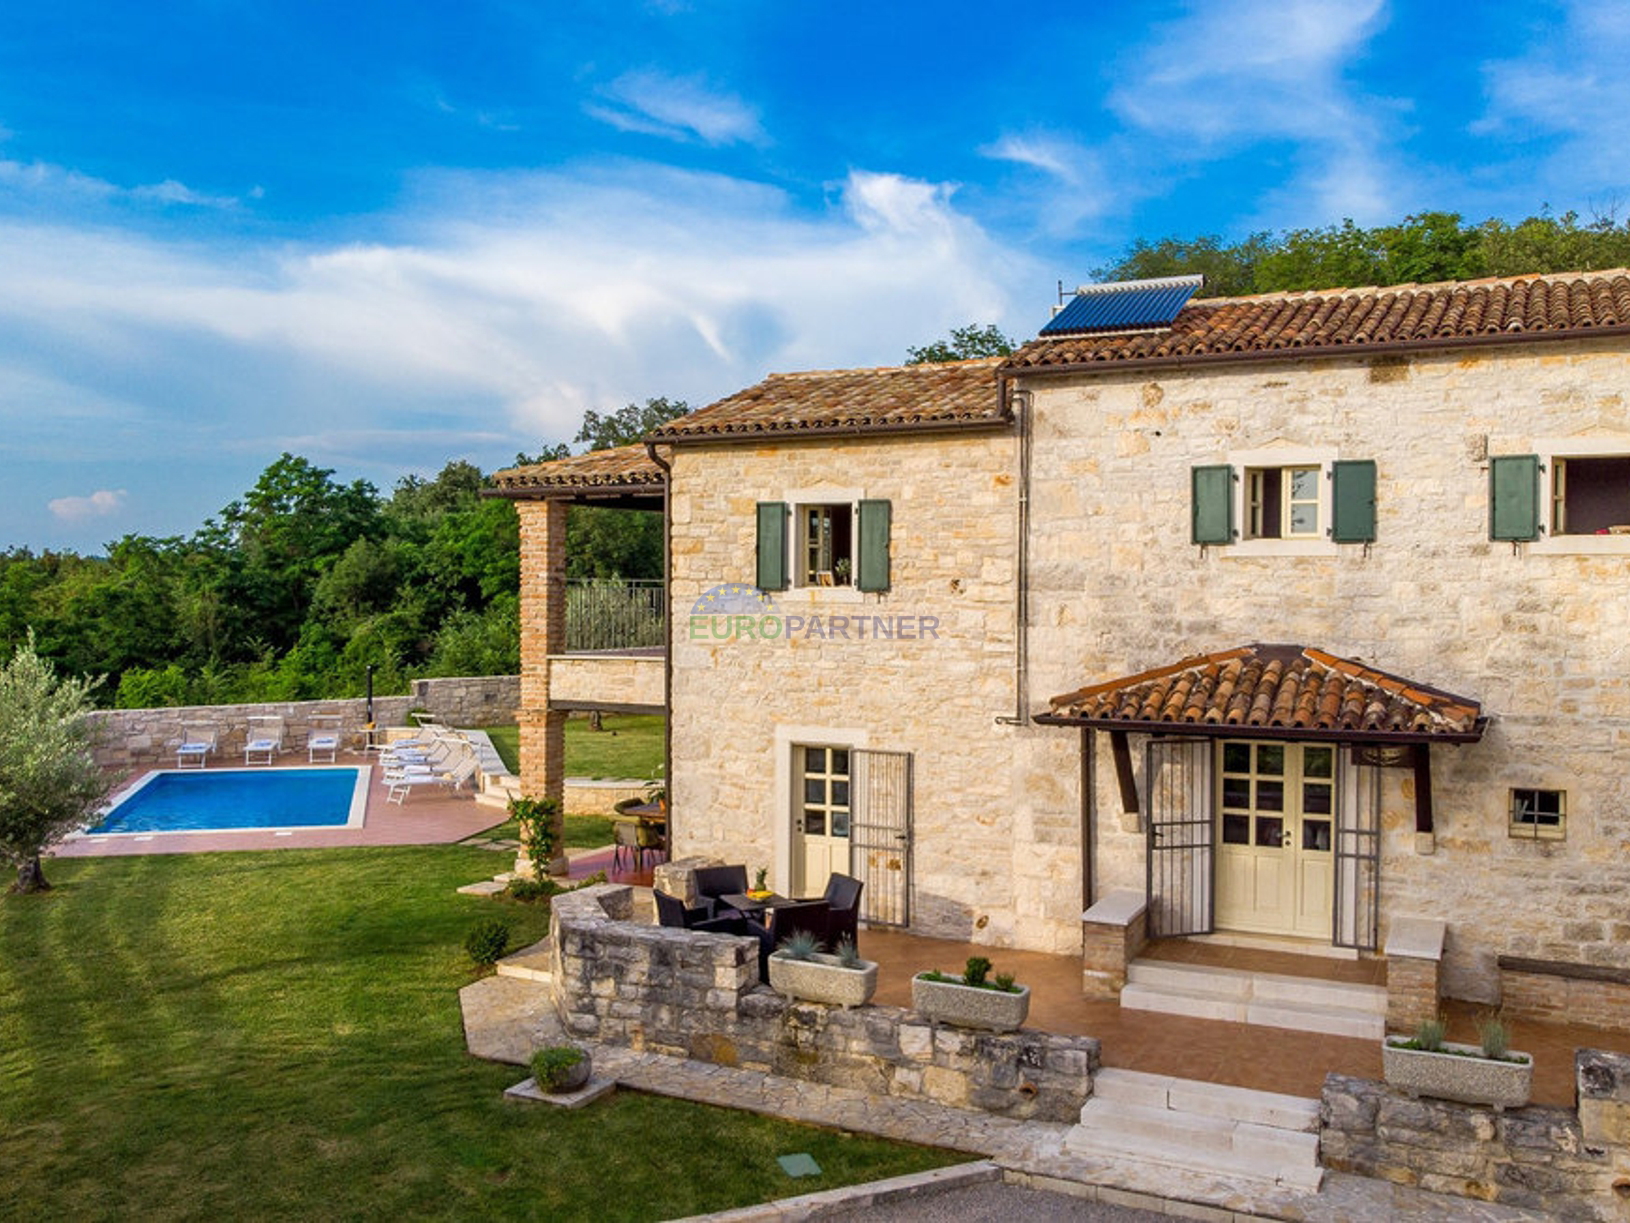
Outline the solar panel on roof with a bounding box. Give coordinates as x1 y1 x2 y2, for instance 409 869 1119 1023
1040 274 1203 336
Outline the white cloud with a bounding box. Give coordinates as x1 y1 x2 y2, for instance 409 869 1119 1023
1102 0 1402 226
0 161 1040 545
587 70 767 146
0 157 238 209
1475 1 1630 203
49 489 126 522
979 131 1112 236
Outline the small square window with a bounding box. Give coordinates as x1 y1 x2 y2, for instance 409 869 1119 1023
1510 788 1565 840
800 504 853 586
1245 466 1322 539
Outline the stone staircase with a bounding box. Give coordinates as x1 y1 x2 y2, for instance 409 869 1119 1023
1064 1067 1323 1191
494 939 553 985
1121 957 1387 1039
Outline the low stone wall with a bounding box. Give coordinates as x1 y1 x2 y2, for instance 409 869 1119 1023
1500 957 1630 1034
1321 1052 1630 1220
1080 889 1146 1000
548 884 1100 1122
563 779 652 816
88 675 519 769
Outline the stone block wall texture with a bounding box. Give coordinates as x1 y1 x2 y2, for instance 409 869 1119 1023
516 499 568 807
1015 338 1630 1001
87 675 518 769
547 885 1099 1122
547 654 664 709
1386 956 1441 1032
1321 1052 1630 1220
663 430 1080 951
1502 965 1630 1033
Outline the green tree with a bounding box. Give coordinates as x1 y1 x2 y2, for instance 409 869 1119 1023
905 323 1015 364
1092 233 1272 298
574 396 690 450
0 636 115 892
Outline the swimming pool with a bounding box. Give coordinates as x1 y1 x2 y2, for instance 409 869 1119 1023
88 767 370 835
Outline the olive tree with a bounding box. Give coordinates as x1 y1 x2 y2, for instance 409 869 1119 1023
0 637 114 893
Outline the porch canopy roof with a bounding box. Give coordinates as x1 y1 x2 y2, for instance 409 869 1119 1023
486 443 664 509
1037 643 1486 745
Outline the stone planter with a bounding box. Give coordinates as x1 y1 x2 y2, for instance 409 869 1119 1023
768 952 878 1008
911 975 1030 1032
1382 1038 1533 1110
534 1047 592 1094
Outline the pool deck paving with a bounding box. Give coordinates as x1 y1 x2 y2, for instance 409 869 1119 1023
55 747 505 858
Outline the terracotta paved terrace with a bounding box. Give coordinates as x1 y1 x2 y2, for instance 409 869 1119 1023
858 927 1629 1108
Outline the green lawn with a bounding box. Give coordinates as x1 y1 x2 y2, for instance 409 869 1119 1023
0 849 958 1220
485 715 664 781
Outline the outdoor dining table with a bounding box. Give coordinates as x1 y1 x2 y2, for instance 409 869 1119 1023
719 891 793 917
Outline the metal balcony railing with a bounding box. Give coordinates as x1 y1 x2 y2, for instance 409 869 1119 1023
565 579 666 652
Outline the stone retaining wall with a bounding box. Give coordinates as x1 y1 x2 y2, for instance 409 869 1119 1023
1321 1052 1630 1220
88 675 519 769
547 884 1099 1122
563 779 652 816
1500 958 1630 1034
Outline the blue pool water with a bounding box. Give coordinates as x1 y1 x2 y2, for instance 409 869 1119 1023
90 768 365 834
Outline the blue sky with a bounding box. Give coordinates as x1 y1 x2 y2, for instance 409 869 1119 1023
1 0 1625 552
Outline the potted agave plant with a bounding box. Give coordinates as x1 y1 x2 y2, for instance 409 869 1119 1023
912 956 1030 1032
766 933 878 1008
1382 1015 1533 1111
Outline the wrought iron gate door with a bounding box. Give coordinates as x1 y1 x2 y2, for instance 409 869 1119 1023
1144 738 1215 937
849 749 912 927
1334 753 1381 951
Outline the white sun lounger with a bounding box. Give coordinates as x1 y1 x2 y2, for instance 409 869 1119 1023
176 723 218 769
386 755 478 805
244 716 284 766
307 714 343 764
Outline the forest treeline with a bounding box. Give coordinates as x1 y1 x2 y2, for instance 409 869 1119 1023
1 399 686 707
10 209 1626 705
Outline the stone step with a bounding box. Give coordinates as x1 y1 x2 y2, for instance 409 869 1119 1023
495 942 553 984
1091 1067 1320 1131
1066 1070 1323 1191
1122 958 1387 1039
474 790 512 810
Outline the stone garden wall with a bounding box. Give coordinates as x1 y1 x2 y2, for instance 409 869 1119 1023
88 675 519 769
1321 1050 1630 1220
547 884 1099 1122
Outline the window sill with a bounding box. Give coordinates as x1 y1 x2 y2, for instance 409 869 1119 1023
777 585 868 606
1526 534 1630 556
1219 539 1341 559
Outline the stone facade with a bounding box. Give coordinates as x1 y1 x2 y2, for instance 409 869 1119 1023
1012 337 1630 1001
547 884 1099 1122
1321 1051 1630 1219
87 675 518 769
664 431 1059 947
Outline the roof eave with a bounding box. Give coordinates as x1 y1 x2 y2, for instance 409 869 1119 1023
1031 713 1488 745
648 412 1014 446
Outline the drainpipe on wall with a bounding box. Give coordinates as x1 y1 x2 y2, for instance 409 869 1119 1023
995 379 1031 727
644 439 674 856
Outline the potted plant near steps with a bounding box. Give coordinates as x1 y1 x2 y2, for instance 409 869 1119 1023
767 933 878 1009
911 956 1030 1032
1382 1015 1533 1111
530 1045 592 1094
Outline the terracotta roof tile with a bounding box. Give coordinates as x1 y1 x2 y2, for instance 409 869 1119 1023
1008 269 1630 372
490 443 662 494
649 358 1006 442
1046 644 1483 740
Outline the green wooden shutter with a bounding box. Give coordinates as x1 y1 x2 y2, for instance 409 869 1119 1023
1489 455 1540 542
856 499 892 592
1330 460 1377 543
1191 465 1234 545
756 502 788 590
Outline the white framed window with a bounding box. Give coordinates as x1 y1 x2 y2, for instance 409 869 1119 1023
1228 446 1339 557
799 503 854 587
1510 788 1565 840
1520 436 1630 555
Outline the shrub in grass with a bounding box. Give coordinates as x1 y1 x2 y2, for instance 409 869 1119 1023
504 877 559 903
464 919 511 967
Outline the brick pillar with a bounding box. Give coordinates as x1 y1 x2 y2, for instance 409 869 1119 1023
516 499 568 873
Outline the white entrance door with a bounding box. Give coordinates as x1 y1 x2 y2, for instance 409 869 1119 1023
793 744 851 896
1215 741 1335 938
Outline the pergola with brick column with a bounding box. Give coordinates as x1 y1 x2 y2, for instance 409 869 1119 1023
485 444 666 871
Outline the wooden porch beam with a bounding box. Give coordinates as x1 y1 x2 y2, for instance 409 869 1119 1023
1109 731 1139 815
1412 743 1434 834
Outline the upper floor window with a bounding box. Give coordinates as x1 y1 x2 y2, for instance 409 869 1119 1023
757 498 891 593
1490 438 1630 551
1510 788 1565 840
1192 449 1375 552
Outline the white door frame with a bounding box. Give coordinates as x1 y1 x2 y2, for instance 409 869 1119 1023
772 722 868 895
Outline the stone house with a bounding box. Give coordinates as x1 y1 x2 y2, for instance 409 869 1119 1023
492 268 1630 1027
